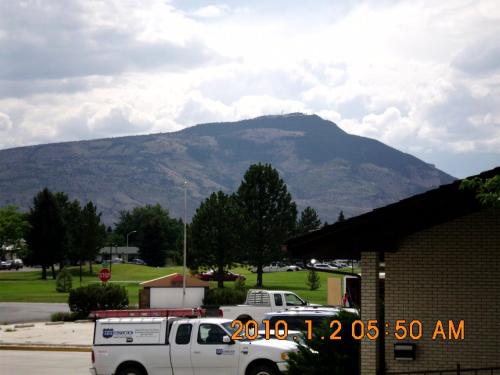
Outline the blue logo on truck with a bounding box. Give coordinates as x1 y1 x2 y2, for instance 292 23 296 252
103 328 114 338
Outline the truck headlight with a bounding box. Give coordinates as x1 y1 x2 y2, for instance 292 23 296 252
280 352 289 361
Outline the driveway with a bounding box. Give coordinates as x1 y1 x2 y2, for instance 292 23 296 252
0 303 70 324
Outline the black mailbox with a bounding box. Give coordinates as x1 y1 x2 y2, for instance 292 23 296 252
394 343 416 360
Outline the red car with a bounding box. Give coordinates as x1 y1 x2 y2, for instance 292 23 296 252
196 270 246 282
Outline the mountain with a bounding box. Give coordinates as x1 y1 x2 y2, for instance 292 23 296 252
0 113 454 224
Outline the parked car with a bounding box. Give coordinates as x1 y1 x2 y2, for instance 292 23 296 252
10 259 23 270
196 270 246 281
0 261 10 270
129 258 146 265
252 262 301 273
312 263 337 271
111 258 124 264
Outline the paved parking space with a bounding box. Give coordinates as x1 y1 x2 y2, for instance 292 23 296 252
0 350 91 375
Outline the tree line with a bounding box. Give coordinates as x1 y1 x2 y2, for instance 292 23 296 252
0 163 330 285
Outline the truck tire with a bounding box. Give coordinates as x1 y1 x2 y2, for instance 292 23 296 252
117 365 146 375
249 364 278 375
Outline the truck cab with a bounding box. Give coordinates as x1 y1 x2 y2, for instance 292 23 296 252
91 317 297 375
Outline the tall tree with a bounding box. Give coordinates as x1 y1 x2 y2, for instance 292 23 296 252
54 193 81 266
190 191 240 288
26 188 65 280
337 210 345 222
237 163 297 287
297 206 322 235
0 206 30 260
140 216 168 266
80 201 106 273
114 204 182 266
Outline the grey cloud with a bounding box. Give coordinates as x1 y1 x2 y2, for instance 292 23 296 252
452 38 500 75
0 1 218 81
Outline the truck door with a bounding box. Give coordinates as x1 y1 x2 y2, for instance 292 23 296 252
170 323 194 375
191 323 239 375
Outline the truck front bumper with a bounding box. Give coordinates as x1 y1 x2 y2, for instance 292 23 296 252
276 361 289 372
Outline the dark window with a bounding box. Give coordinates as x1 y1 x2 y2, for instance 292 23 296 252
285 293 305 306
274 294 283 306
175 324 192 345
197 324 228 345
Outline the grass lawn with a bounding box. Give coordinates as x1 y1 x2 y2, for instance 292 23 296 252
0 264 349 307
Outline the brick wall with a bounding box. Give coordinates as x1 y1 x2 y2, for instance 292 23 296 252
361 251 380 375
384 208 500 371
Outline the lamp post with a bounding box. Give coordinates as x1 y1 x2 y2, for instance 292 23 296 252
182 180 187 308
110 244 115 272
126 230 137 262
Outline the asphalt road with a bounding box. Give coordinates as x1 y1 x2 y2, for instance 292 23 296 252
0 302 70 324
0 350 90 375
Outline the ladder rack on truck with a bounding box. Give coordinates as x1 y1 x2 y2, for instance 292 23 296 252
91 307 220 319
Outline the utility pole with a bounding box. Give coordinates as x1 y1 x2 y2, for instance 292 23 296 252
182 180 187 308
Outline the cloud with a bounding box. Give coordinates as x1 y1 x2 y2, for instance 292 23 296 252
0 0 499 178
0 0 218 80
192 5 230 18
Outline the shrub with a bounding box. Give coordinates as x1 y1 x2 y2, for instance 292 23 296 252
50 311 78 322
287 311 360 375
56 267 73 292
306 269 321 290
68 283 129 319
233 277 246 291
203 287 246 306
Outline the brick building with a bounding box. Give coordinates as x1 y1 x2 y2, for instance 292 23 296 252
286 167 500 374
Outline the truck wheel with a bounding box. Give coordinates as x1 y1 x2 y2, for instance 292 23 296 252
249 364 278 375
117 366 145 375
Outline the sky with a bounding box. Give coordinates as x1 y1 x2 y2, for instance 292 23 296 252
0 0 499 178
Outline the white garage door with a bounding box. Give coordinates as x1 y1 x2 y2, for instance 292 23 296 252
150 287 205 308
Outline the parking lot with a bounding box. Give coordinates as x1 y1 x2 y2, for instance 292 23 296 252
0 350 90 375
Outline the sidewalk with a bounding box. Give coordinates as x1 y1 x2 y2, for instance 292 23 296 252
0 321 93 352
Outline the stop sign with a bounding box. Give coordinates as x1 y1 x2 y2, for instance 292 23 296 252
99 268 111 283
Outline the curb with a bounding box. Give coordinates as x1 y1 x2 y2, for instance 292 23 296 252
0 343 92 352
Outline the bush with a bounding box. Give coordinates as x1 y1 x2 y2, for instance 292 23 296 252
56 267 73 292
287 311 360 375
203 287 246 306
50 311 78 322
68 283 129 319
234 277 246 291
306 269 321 290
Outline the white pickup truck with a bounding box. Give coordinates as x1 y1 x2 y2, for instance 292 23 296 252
90 317 297 375
221 289 319 323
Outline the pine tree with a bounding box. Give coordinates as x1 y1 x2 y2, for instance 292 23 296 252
297 206 322 235
337 210 345 222
306 268 321 290
237 163 297 288
190 191 240 288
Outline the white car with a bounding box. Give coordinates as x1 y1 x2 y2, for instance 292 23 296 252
312 263 337 270
91 317 297 375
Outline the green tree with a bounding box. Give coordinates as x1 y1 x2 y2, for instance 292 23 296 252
140 216 168 266
190 191 240 288
26 188 66 280
461 175 500 208
237 163 297 287
306 268 321 290
56 267 73 292
287 311 360 375
80 201 106 273
337 210 345 222
297 206 322 235
0 206 30 260
54 193 81 266
114 204 182 265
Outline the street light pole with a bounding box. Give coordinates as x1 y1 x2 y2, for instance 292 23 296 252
182 180 187 308
126 230 137 262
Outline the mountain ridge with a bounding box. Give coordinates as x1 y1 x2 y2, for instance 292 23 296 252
0 113 454 224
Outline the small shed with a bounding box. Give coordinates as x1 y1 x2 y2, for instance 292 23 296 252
139 273 209 309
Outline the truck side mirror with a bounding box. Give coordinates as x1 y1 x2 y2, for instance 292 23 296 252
223 335 234 344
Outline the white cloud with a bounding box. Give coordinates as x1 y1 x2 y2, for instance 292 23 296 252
0 0 499 177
